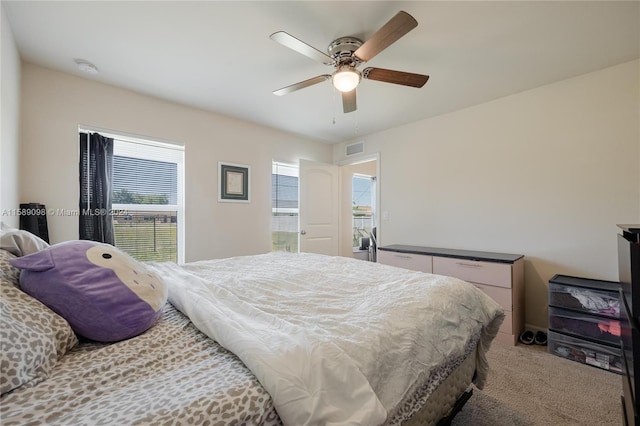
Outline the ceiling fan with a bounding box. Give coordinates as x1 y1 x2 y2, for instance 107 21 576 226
270 11 429 114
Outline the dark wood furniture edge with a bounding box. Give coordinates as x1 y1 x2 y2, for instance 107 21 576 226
377 244 524 264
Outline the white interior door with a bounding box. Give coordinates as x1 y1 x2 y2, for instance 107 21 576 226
299 159 340 255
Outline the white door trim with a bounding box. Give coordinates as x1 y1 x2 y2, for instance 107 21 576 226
337 152 381 250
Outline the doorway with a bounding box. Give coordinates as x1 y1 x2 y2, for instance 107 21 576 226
339 156 379 260
272 156 380 259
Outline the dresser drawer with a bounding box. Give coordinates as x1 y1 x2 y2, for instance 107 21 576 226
472 282 512 310
377 251 432 273
432 257 512 288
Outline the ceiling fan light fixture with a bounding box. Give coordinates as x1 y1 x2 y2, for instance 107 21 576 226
332 66 360 92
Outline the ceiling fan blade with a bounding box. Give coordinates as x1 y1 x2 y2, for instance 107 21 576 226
353 11 418 63
270 31 334 65
273 75 331 96
362 67 429 88
342 89 357 113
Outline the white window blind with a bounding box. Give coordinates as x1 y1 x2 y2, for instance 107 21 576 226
112 138 184 263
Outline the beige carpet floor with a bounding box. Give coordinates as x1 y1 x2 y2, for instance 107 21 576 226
451 341 621 425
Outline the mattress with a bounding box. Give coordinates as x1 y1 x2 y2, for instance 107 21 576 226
403 347 477 426
388 336 479 425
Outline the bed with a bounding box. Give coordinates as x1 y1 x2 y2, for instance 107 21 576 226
0 238 504 425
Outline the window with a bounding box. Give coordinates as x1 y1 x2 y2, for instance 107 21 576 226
272 162 298 252
80 129 185 263
352 174 375 248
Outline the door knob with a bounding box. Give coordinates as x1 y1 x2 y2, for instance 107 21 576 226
300 230 307 235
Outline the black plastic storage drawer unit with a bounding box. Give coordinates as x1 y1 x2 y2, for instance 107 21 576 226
548 274 621 373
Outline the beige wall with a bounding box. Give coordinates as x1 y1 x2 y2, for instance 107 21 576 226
333 60 640 330
1 6 21 228
19 63 332 261
340 160 377 257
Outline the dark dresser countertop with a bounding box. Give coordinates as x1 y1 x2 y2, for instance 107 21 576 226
377 244 524 264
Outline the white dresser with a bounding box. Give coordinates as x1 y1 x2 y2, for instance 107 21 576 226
377 245 524 345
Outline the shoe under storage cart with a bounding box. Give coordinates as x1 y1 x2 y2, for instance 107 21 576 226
548 274 622 374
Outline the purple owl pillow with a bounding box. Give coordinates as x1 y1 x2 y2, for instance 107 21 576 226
11 240 168 342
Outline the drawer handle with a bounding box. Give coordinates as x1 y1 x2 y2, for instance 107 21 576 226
394 254 412 259
456 262 482 268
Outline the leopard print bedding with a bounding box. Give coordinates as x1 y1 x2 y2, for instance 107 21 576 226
0 250 78 396
1 295 475 426
385 332 479 425
0 249 20 285
1 303 282 426
0 247 475 425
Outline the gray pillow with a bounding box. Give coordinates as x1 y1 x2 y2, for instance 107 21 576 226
0 250 78 395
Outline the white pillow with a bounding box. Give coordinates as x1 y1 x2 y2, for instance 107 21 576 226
0 228 49 257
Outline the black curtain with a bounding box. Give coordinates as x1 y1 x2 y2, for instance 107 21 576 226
79 132 115 245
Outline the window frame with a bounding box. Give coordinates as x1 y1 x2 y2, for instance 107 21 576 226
79 127 185 264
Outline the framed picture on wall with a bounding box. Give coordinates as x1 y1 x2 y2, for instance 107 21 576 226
218 162 250 202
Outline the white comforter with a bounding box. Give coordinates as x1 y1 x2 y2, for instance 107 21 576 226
148 252 504 426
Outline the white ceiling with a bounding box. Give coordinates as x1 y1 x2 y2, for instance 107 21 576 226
4 1 639 144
